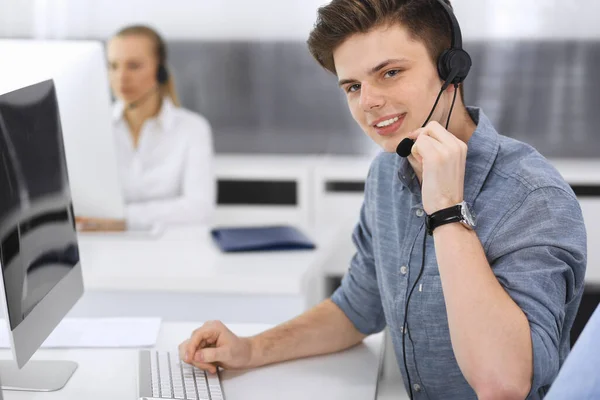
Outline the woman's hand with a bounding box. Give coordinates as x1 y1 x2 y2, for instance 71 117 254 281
75 216 127 232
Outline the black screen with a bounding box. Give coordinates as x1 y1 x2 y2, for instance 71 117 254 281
0 80 80 330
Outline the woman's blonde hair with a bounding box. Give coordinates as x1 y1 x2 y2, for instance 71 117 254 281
114 25 181 107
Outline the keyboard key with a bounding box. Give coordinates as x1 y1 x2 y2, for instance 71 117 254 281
158 353 173 397
207 372 224 400
142 350 223 399
197 389 211 400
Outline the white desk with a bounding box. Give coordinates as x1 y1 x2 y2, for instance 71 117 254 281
68 226 339 323
1 322 384 400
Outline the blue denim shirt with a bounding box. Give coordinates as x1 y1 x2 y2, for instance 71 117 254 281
331 107 587 399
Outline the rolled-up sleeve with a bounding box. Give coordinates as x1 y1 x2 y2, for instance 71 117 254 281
486 186 587 396
330 175 386 335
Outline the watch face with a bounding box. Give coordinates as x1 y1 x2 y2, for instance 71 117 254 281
460 201 476 227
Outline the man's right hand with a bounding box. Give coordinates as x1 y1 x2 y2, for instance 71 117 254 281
178 300 364 374
178 320 254 374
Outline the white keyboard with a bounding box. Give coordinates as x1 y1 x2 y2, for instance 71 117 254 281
138 350 225 400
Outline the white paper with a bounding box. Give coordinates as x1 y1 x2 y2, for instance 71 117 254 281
0 317 161 348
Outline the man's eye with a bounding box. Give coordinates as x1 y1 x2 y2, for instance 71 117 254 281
385 69 401 78
347 84 361 93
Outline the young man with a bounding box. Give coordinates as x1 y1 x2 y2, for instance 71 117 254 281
179 1 587 398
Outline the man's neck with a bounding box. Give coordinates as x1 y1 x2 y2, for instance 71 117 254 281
446 104 477 145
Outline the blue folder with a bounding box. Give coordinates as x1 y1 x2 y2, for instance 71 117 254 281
210 225 316 253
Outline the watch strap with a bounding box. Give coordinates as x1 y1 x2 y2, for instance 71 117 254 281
425 205 463 235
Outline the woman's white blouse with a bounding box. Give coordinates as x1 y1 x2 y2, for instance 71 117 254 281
112 98 215 229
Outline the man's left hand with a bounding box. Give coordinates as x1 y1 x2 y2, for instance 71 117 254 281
408 121 468 215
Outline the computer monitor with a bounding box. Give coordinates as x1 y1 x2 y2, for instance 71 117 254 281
0 39 125 220
0 80 83 391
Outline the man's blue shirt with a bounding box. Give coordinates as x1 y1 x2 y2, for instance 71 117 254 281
331 107 587 399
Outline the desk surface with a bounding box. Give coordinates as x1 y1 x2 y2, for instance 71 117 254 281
77 225 338 296
1 322 384 400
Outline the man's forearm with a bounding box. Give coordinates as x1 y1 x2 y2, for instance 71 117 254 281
247 299 366 368
433 223 532 399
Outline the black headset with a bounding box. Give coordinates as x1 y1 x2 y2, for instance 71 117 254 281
157 64 169 85
125 28 170 110
395 0 471 156
435 0 471 90
156 38 170 85
399 2 471 399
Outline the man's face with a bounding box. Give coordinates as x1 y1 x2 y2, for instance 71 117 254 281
333 24 446 152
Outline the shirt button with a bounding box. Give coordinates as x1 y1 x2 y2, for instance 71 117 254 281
400 265 408 275
416 209 424 217
413 384 421 392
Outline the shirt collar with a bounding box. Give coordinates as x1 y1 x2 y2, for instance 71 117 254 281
462 107 500 205
396 107 500 205
112 96 176 131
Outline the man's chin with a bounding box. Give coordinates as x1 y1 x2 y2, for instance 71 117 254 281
380 137 405 153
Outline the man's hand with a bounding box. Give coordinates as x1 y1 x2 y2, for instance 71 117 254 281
178 320 254 374
408 121 468 215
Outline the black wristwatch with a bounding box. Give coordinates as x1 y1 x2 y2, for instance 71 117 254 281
425 201 476 235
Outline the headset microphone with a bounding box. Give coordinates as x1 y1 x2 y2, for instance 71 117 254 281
395 79 455 157
395 81 450 157
396 137 415 157
127 63 169 110
395 0 471 159
127 85 160 110
127 60 169 111
395 65 463 157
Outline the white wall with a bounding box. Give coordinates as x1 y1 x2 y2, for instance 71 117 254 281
1 0 331 40
0 0 35 37
455 0 598 40
1 0 598 40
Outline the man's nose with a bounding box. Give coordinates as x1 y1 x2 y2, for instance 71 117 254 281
359 83 385 111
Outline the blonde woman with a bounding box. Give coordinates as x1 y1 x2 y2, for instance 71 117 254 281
77 25 215 231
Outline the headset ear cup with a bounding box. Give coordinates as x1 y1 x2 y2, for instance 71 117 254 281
437 49 452 83
450 49 472 84
157 65 169 85
438 49 472 85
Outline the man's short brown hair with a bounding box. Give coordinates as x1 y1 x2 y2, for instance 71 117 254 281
307 0 464 100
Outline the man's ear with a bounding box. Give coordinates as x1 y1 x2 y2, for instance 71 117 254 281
445 83 464 104
445 82 458 94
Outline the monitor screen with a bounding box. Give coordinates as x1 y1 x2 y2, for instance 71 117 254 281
0 80 79 330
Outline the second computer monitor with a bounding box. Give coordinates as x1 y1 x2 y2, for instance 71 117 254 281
0 39 125 220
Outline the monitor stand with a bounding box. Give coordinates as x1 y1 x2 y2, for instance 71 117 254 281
0 360 77 391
